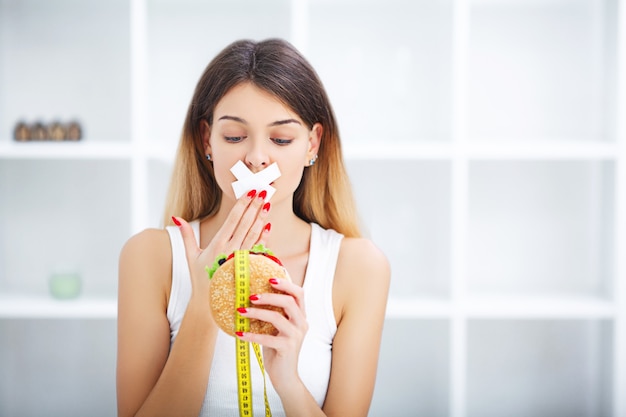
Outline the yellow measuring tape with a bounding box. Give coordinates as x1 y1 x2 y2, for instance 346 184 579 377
234 250 272 417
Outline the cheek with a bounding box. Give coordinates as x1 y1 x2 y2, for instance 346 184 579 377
275 162 306 194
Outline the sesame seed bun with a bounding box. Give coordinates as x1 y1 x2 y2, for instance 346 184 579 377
209 253 289 337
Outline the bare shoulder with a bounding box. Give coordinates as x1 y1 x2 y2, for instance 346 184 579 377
119 228 173 308
336 237 390 280
120 228 172 271
333 237 390 322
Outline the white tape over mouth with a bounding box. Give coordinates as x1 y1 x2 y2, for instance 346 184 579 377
230 160 281 201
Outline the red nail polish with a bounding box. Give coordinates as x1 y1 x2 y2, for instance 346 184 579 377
247 189 257 198
269 278 279 285
258 190 267 200
249 294 259 301
263 223 271 233
262 202 271 212
237 307 247 314
172 216 181 227
235 331 244 337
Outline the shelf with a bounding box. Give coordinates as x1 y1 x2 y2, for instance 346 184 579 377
466 319 612 417
0 141 619 162
463 141 619 160
0 141 134 159
343 141 620 160
468 160 614 296
465 294 615 319
0 294 612 321
344 142 454 160
0 295 117 319
385 294 615 320
386 297 452 319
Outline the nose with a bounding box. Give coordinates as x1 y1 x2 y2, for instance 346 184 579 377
244 139 269 171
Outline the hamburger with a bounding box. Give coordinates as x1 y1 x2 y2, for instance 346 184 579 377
207 244 289 337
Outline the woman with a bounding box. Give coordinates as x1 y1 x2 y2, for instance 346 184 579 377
117 38 390 417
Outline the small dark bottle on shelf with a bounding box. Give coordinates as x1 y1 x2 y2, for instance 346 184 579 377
31 121 48 141
13 121 31 141
48 121 67 141
66 121 82 141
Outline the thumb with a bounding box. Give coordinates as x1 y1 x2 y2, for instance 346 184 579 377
172 216 202 264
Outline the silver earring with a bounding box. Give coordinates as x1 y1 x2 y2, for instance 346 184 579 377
309 155 317 166
206 154 212 161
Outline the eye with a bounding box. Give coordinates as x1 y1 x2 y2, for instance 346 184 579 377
271 138 293 146
224 136 246 143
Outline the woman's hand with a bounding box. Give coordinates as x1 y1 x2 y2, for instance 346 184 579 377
236 276 308 394
174 189 271 299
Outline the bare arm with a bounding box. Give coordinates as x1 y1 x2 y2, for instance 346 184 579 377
322 238 391 417
240 237 390 417
116 228 217 417
117 191 271 416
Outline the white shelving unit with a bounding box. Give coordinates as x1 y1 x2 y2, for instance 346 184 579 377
0 0 624 416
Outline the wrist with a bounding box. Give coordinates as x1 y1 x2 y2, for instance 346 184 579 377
184 295 215 329
276 378 324 416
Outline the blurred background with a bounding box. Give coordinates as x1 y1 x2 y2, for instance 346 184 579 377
0 0 625 416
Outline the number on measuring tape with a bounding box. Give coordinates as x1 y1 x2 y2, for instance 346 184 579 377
234 250 272 417
234 250 251 417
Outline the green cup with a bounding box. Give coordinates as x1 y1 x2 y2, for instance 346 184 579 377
49 273 81 300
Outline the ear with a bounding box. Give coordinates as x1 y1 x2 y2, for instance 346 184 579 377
200 120 212 155
305 123 322 165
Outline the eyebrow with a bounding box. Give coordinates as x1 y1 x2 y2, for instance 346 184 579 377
218 115 301 127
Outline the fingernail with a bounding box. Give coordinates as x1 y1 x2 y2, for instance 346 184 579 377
172 216 181 227
247 189 257 198
237 307 247 314
235 331 244 337
263 223 271 233
269 278 279 285
262 202 271 212
249 294 259 301
258 190 267 200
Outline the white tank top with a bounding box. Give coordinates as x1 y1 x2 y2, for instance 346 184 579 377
166 221 343 416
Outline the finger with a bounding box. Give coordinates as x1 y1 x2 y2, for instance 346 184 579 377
249 293 306 329
269 278 306 312
235 331 275 348
254 222 271 247
251 205 273 248
242 202 271 248
172 216 202 263
229 192 267 248
212 190 257 247
239 307 300 337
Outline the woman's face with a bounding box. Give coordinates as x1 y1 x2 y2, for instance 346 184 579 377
203 82 321 205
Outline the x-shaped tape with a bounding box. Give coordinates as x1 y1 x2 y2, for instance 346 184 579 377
230 160 281 201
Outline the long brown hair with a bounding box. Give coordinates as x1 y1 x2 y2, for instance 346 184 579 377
163 38 361 238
